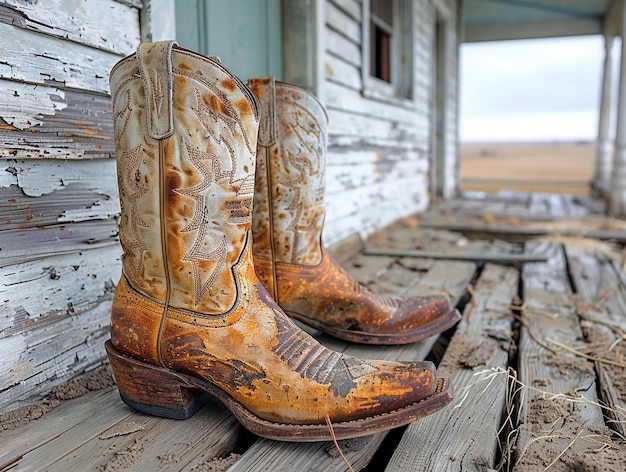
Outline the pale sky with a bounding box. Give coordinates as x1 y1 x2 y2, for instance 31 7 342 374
460 35 614 143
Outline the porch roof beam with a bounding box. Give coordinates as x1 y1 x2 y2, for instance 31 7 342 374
464 18 602 42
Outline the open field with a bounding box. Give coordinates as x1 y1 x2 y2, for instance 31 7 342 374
460 141 595 195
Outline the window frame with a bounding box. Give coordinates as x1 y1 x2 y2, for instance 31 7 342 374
361 0 414 106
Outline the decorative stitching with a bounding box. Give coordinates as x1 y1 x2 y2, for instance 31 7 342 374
182 233 228 306
275 96 326 263
183 78 255 154
114 90 133 142
272 312 379 398
118 145 149 277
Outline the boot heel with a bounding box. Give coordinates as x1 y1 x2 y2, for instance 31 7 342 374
105 340 209 419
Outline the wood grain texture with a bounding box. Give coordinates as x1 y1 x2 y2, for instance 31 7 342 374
1 245 120 336
386 263 518 471
45 397 247 472
0 159 120 267
0 0 137 414
0 0 140 55
0 298 112 412
564 246 626 437
515 241 605 468
0 84 116 159
0 388 126 468
0 24 123 94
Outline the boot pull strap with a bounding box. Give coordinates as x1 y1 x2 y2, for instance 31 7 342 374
248 77 276 147
136 40 177 140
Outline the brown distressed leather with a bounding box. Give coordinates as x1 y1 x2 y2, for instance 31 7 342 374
107 41 452 440
248 77 461 345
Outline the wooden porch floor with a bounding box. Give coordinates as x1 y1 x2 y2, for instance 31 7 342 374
3 192 626 472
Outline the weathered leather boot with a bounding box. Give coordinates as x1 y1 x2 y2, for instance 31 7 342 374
105 41 452 441
248 77 461 345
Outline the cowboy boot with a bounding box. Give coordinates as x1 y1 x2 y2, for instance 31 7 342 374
248 77 461 345
105 41 452 441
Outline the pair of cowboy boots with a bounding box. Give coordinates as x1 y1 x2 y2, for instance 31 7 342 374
105 41 460 441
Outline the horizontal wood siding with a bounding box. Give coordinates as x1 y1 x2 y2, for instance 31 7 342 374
0 0 140 412
322 0 459 246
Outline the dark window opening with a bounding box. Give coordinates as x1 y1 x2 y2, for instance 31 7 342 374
371 24 391 82
370 0 393 83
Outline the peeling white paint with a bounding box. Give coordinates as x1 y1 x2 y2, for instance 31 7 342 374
1 0 140 55
0 0 135 411
1 159 118 198
2 362 34 390
0 82 67 130
0 245 121 338
0 23 122 94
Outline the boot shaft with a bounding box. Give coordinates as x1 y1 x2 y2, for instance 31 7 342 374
249 78 328 271
110 41 260 315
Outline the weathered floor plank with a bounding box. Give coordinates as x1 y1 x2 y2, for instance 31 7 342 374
386 262 519 471
0 388 129 470
229 434 388 472
514 241 607 470
564 246 626 437
46 397 248 472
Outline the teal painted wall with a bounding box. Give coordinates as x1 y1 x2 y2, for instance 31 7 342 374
174 0 283 81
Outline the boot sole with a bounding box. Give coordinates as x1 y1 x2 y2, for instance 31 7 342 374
287 309 462 345
105 340 453 441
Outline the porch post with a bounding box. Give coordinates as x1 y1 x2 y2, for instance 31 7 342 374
609 0 626 215
594 34 614 192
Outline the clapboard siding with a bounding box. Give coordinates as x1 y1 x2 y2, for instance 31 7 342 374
0 1 140 412
1 141 121 271
329 0 361 22
326 171 427 221
0 83 116 159
326 29 361 68
325 80 426 125
321 0 459 245
1 246 121 338
0 0 139 55
326 108 422 142
325 158 428 194
326 0 361 45
0 24 122 95
324 50 362 91
0 299 114 412
323 193 424 245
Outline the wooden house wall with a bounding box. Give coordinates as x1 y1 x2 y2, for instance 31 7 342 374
0 0 141 413
321 0 459 245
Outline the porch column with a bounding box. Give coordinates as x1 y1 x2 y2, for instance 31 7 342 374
594 34 614 191
609 0 626 216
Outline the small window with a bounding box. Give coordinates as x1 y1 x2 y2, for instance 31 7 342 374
370 0 393 82
362 0 413 102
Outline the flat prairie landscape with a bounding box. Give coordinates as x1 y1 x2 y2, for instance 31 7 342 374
460 141 595 196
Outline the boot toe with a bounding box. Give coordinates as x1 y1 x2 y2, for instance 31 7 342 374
363 359 438 415
397 293 454 327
